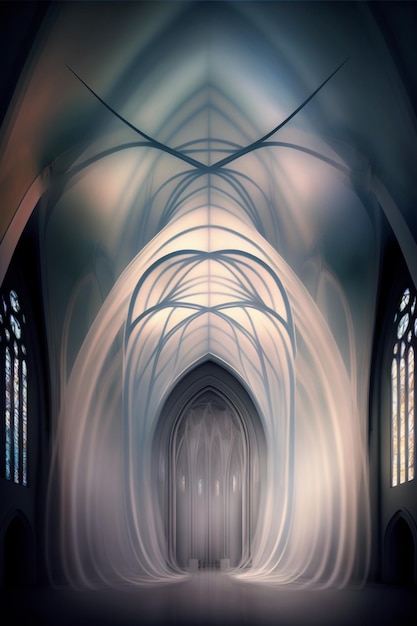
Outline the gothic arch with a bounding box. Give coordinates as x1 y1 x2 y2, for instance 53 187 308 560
1 509 35 587
152 360 266 571
384 509 417 585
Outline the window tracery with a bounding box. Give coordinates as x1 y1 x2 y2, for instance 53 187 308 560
391 287 415 486
1 289 28 485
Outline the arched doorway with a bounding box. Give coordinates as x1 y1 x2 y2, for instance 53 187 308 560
153 361 266 572
3 512 35 587
385 512 416 586
173 389 247 569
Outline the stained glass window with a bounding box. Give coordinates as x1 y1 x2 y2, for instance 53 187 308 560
400 288 410 311
408 347 414 481
1 289 28 486
397 314 409 339
391 287 416 486
5 347 11 480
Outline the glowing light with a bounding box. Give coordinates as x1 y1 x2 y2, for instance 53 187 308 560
392 359 398 487
47 205 370 588
408 347 414 481
43 1 373 592
391 288 416 487
5 347 11 481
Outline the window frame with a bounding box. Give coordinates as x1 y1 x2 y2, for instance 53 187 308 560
1 289 28 486
391 287 416 487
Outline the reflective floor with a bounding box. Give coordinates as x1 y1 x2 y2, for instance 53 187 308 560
2 571 416 626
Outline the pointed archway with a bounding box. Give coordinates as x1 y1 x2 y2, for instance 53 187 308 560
153 360 266 572
385 511 417 586
173 389 247 569
2 511 35 587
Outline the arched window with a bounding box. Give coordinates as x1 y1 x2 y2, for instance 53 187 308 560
0 290 28 486
391 287 415 486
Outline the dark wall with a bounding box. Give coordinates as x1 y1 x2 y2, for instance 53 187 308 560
0 206 50 587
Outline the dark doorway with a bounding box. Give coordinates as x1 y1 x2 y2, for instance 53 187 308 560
386 515 415 586
3 513 35 587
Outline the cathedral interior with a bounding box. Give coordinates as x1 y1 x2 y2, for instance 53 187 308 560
0 1 416 624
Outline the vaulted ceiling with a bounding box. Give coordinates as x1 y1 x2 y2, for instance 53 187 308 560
1 1 416 384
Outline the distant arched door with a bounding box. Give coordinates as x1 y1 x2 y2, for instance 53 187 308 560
173 390 247 569
385 512 416 585
3 513 35 587
153 361 266 572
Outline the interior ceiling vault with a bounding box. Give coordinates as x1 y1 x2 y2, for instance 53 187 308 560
1 3 416 247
